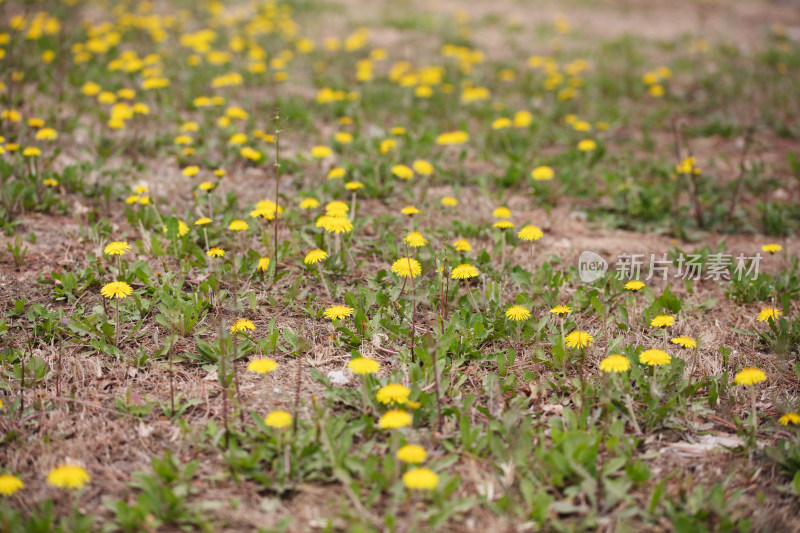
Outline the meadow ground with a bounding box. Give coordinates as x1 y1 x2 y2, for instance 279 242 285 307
1 0 800 531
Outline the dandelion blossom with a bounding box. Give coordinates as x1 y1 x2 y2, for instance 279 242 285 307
348 357 379 375
247 358 278 374
264 410 292 429
671 336 697 348
493 220 514 229
299 197 320 209
230 319 255 334
650 315 674 328
103 241 131 256
550 305 572 315
47 465 90 490
531 166 555 181
101 281 133 299
733 367 766 386
304 249 328 265
324 305 354 320
639 349 671 366
396 445 427 464
762 244 782 254
625 280 645 291
778 413 800 426
391 258 421 279
452 239 471 252
403 232 428 248
400 205 420 216
206 247 225 258
505 305 530 321
378 409 412 429
435 130 469 146
392 164 414 180
0 474 24 495
441 196 458 207
492 206 511 219
376 384 411 405
599 354 631 373
757 308 781 322
518 225 543 241
402 468 438 490
310 145 333 159
412 160 434 176
564 331 593 349
229 219 249 231
451 264 479 279
318 216 353 234
257 257 270 271
195 217 212 226
577 139 597 151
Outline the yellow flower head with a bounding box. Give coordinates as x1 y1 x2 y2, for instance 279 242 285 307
577 139 597 151
451 264 479 279
0 474 24 495
334 132 353 145
257 257 270 272
412 160 434 176
304 249 328 265
229 219 249 231
550 305 572 315
324 305 354 320
378 409 412 429
391 258 422 279
345 181 364 191
182 165 199 177
23 147 41 157
206 247 225 258
778 412 800 426
599 354 631 373
493 220 514 230
402 467 438 490
733 367 766 386
757 308 781 322
452 239 471 252
650 315 675 328
531 166 555 181
435 130 469 146
230 318 255 334
518 225 543 241
492 206 511 219
328 167 346 180
441 196 458 207
392 164 414 180
625 280 645 291
762 244 782 254
325 201 349 216
311 145 333 159
317 215 353 234
264 410 292 429
195 217 212 226
104 241 131 256
403 232 428 248
564 330 593 349
299 197 320 209
101 281 132 299
396 444 427 464
505 305 530 321
639 349 671 366
198 181 215 191
47 464 90 490
400 205 420 216
348 357 380 375
247 358 278 374
377 384 411 405
671 336 697 349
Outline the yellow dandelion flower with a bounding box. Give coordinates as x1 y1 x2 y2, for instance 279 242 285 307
493 220 514 229
328 168 346 181
391 258 422 279
518 225 543 241
324 305 354 320
378 409 412 429
304 249 328 265
195 217 212 226
206 247 225 258
198 181 215 192
404 232 428 248
651 315 675 328
412 160 434 176
379 138 397 154
22 147 41 157
564 331 593 349
36 128 57 141
733 367 766 386
402 468 438 490
392 164 415 180
377 384 411 405
531 166 555 181
103 241 131 256
396 444 427 464
401 206 420 216
550 305 572 315
599 354 631 373
671 336 697 348
319 215 353 234
505 305 530 321
230 319 255 334
43 178 58 187
311 145 333 159
257 257 270 271
348 357 380 375
757 308 782 322
182 166 199 177
264 410 292 429
625 280 645 291
451 264 480 279
762 244 782 254
492 206 511 218
299 197 320 210
577 139 597 151
47 464 90 490
229 219 248 231
345 181 364 190
0 474 24 495
639 349 671 366
247 358 278 374
435 130 469 146
492 117 512 130
778 413 800 426
334 132 353 144
101 281 132 299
